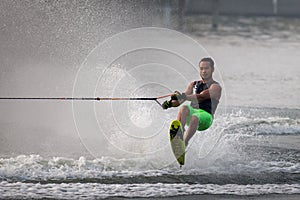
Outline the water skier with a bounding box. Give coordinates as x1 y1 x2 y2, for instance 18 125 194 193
163 57 222 147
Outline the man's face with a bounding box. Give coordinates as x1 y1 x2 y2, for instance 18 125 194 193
199 61 214 80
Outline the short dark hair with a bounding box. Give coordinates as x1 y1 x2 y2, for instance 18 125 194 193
200 57 214 68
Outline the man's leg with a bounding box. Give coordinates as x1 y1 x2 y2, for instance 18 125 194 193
183 116 199 147
177 105 189 127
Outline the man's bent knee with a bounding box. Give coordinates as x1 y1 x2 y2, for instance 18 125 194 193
180 105 190 115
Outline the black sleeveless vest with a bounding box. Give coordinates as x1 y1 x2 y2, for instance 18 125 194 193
190 80 219 116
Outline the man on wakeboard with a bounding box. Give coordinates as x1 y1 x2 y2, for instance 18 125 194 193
162 57 222 147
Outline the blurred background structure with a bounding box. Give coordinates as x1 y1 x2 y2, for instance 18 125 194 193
160 0 300 30
185 0 300 17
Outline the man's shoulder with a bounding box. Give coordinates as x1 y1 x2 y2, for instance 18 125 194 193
212 80 221 86
210 81 222 92
209 80 222 90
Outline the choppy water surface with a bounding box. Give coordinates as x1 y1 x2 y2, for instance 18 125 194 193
0 107 299 199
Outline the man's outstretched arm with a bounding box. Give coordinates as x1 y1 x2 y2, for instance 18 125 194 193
165 82 194 108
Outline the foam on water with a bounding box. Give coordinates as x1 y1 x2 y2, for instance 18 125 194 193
0 155 169 182
222 110 300 136
0 145 299 184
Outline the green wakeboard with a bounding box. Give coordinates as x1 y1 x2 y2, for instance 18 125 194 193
169 119 186 166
